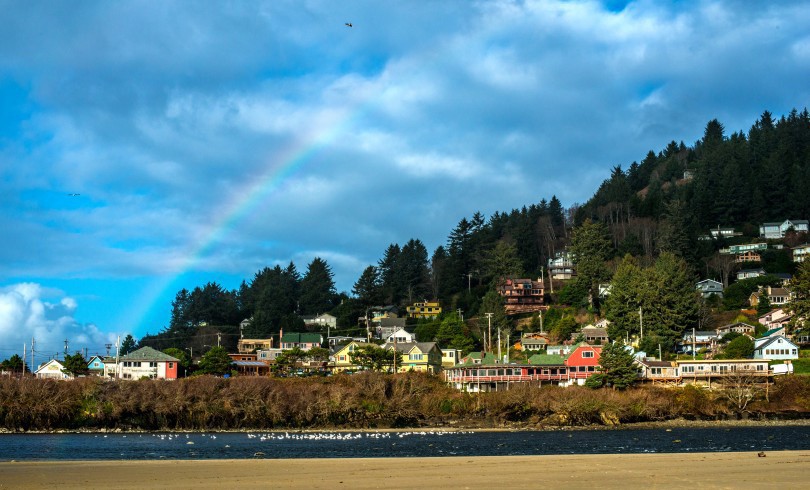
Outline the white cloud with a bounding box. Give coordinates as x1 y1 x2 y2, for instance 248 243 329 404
0 283 117 368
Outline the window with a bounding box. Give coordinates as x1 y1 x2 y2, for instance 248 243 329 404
169 363 174 368
582 351 594 358
149 362 157 368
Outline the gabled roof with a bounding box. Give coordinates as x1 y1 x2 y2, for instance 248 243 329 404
458 351 498 365
384 341 438 354
120 346 179 362
281 332 322 344
755 335 798 351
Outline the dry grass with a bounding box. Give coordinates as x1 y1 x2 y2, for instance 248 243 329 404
1 374 809 431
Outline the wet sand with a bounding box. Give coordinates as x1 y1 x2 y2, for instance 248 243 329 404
1 451 808 489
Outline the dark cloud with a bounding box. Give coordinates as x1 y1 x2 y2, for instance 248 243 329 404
1 1 809 335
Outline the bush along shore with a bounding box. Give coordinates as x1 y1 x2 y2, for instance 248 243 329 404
1 372 810 432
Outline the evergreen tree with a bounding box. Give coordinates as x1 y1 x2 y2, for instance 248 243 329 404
299 257 337 315
481 239 524 284
605 255 645 341
787 261 810 335
570 219 613 307
197 346 233 375
62 353 89 377
0 354 27 373
399 239 432 303
378 244 402 304
353 266 382 308
595 342 638 389
120 335 137 356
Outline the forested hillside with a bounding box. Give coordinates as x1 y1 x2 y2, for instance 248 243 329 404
139 108 810 353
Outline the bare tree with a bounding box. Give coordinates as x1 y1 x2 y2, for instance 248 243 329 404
721 369 766 413
708 253 737 288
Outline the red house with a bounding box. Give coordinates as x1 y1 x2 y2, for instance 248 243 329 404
563 344 602 385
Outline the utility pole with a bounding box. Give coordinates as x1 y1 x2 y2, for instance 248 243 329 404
485 313 494 353
31 337 35 376
638 307 643 340
692 327 696 360
457 308 463 322
115 335 121 380
22 343 26 377
64 339 69 358
217 332 222 348
105 343 112 356
539 309 544 333
498 328 503 362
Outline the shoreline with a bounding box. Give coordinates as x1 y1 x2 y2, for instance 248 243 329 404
2 452 809 489
4 417 810 434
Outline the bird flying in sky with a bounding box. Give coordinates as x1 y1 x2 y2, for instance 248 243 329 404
345 22 352 27
67 193 81 196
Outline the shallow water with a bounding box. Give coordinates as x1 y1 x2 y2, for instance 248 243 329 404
1 426 808 460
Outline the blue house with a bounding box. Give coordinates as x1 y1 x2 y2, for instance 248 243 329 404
86 355 106 376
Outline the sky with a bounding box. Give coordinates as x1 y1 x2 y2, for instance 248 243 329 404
2 0 810 364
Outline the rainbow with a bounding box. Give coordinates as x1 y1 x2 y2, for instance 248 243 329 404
119 103 366 335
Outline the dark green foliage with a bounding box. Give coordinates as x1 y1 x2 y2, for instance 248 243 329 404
61 353 89 377
120 335 136 356
300 257 338 315
788 260 810 334
196 346 233 376
556 277 590 307
722 275 783 310
596 342 639 389
163 348 190 370
0 354 27 373
349 344 394 372
719 335 754 359
353 266 382 308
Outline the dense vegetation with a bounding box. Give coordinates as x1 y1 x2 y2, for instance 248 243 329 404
129 108 810 357
1 374 809 432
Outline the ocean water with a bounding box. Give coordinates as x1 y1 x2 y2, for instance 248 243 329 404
1 426 808 461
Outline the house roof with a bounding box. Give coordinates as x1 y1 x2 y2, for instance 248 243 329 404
384 341 438 354
636 359 675 368
527 354 566 365
233 360 269 367
120 346 179 362
755 335 797 351
762 326 786 337
458 352 498 365
281 332 322 344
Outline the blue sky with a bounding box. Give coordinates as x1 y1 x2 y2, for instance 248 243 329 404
2 0 810 361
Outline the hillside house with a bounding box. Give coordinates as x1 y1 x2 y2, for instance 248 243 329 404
696 279 724 299
679 331 718 355
750 286 791 307
441 348 462 368
760 219 809 239
758 309 792 331
754 335 799 360
793 244 810 263
571 325 609 345
238 338 273 354
302 313 337 329
716 322 756 337
386 328 415 344
384 341 442 374
406 300 442 319
498 277 545 315
280 332 323 351
737 268 766 280
548 251 576 280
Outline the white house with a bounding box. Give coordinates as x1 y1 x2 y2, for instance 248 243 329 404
303 313 337 329
793 243 810 263
696 279 724 299
760 219 809 239
35 359 71 380
716 322 756 337
680 331 718 354
386 328 415 344
754 335 799 360
106 346 180 380
737 268 766 280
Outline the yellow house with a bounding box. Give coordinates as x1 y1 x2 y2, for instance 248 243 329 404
385 342 442 374
330 341 364 372
406 301 442 319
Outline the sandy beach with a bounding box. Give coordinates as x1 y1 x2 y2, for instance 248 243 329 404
1 451 808 489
